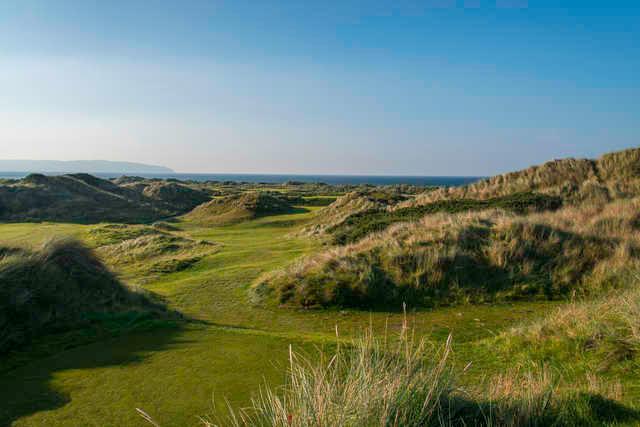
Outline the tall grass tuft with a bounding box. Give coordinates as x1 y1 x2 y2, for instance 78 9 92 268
206 314 457 426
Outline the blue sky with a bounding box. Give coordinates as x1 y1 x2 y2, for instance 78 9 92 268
0 1 638 175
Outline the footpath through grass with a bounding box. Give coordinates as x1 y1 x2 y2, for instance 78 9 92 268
0 211 560 426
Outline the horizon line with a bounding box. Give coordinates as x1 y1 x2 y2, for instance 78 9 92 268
0 170 486 178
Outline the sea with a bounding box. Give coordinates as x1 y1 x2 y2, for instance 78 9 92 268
0 172 482 187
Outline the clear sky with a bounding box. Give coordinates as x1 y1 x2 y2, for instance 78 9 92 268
0 1 638 175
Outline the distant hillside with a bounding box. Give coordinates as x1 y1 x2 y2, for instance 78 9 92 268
0 173 210 223
0 160 173 174
185 192 295 225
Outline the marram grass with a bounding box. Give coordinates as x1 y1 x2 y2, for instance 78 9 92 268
139 309 609 427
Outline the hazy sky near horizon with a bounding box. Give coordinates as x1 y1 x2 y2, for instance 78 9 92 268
0 1 638 175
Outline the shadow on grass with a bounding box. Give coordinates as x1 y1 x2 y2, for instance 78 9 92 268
0 326 189 426
0 238 195 426
449 392 640 426
255 206 310 219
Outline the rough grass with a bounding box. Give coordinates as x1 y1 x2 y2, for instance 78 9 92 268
97 232 214 265
140 181 210 212
4 148 640 425
329 192 562 245
176 277 640 426
295 147 640 244
0 212 580 426
278 195 338 207
0 238 165 354
466 280 640 425
92 224 218 282
495 281 640 378
185 328 459 427
87 223 160 246
253 198 640 309
401 147 640 210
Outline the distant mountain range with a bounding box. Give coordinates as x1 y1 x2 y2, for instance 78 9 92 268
0 160 174 174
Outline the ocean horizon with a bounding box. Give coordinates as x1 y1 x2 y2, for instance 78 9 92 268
0 171 482 186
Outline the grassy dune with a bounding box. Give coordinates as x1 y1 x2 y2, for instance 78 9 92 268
0 173 210 223
400 147 640 209
328 191 562 245
184 192 296 225
0 238 168 355
254 198 640 309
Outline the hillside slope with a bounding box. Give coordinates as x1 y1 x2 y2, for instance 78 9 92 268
300 190 407 236
399 147 640 209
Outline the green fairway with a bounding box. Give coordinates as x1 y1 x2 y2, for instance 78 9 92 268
0 326 306 427
0 210 568 425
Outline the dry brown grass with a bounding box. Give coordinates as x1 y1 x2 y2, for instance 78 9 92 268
253 198 640 308
399 147 640 210
505 281 640 361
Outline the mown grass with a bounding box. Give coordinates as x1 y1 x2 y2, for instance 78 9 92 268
0 326 305 427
